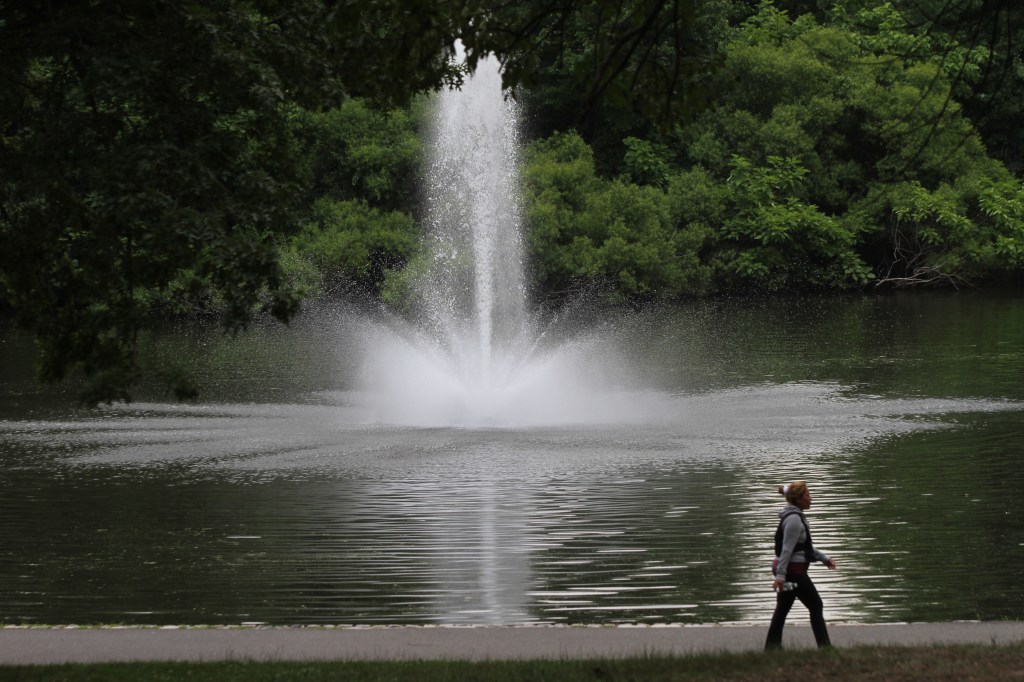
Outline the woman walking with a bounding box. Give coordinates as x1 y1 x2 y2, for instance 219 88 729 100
765 480 836 650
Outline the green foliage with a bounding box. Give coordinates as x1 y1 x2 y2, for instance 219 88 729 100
524 132 711 300
836 0 1024 173
515 1 1021 298
292 99 424 211
378 252 435 314
1 3 334 400
738 0 820 46
507 0 741 173
670 1 1022 288
283 199 418 298
718 155 872 290
622 137 672 188
0 1 466 402
860 172 1024 286
977 179 1024 268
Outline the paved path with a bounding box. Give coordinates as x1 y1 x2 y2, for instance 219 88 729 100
1 622 1023 664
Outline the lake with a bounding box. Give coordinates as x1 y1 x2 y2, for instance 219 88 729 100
1 290 1022 626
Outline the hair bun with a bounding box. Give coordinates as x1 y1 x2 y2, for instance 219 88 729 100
777 485 786 496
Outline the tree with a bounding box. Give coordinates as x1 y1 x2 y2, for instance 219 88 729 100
291 99 424 212
283 198 419 299
670 2 1023 289
0 1 463 403
831 0 1024 171
523 131 711 300
2 3 345 401
501 0 740 173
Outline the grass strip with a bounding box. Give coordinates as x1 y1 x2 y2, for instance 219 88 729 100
1 643 1022 681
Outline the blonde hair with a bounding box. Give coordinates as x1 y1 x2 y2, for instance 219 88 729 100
778 480 807 504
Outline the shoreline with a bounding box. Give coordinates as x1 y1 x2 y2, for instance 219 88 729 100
2 621 1023 664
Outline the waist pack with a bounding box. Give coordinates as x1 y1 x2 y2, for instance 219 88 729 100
772 558 809 575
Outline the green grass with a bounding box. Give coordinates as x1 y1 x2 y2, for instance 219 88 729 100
2 644 1023 681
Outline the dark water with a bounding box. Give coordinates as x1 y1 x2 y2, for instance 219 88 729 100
1 291 1022 625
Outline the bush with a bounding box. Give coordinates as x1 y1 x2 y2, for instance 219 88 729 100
282 198 418 298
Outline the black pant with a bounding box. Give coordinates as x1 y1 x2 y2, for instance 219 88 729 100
765 572 831 650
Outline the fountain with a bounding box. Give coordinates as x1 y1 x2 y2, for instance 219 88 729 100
356 47 650 428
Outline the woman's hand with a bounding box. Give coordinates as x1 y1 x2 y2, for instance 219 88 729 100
772 578 786 591
825 558 837 569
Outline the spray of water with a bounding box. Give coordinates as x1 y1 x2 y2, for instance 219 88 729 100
416 44 531 391
356 47 645 428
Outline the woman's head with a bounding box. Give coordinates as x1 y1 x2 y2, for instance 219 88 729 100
778 480 811 509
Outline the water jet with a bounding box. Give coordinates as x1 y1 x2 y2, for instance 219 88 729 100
356 47 639 428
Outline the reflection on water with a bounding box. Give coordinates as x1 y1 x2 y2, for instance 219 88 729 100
1 292 1024 625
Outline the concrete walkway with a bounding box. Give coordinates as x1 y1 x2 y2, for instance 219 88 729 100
1 622 1023 664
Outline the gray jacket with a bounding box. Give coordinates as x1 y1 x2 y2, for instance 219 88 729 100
774 504 831 580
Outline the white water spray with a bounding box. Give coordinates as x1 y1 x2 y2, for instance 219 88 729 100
356 48 646 427
418 44 530 389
